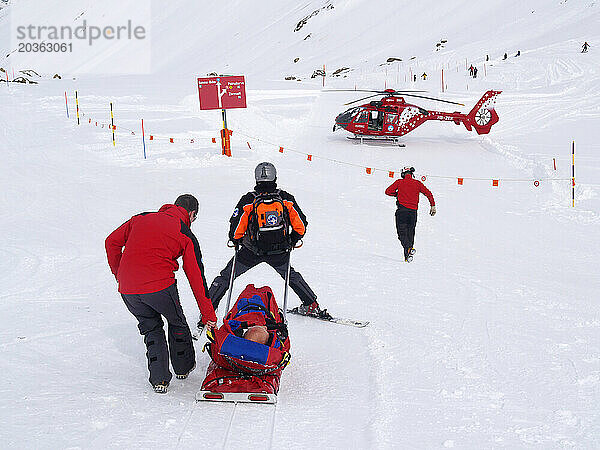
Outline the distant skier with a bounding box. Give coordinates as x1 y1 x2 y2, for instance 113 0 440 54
486 55 489 61
204 162 325 322
473 67 478 78
105 195 217 394
421 72 427 80
582 42 590 53
468 64 474 76
385 167 436 262
515 50 521 57
503 52 508 60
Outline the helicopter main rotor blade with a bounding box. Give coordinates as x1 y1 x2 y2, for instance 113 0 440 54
326 89 426 94
343 93 384 105
387 90 428 95
325 89 382 93
398 93 465 106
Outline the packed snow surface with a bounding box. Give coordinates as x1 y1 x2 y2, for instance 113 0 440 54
1 0 599 448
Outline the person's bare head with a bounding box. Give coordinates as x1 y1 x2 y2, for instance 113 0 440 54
175 194 199 223
244 326 269 345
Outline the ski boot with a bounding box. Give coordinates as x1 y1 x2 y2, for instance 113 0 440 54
296 301 332 320
153 381 169 394
298 300 321 317
296 301 321 316
176 363 196 380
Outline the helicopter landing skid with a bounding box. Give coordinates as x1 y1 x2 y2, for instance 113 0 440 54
347 135 406 147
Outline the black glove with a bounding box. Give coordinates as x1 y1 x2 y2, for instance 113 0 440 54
289 232 302 248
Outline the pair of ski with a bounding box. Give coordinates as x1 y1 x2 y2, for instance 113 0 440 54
203 243 370 331
286 307 369 328
193 307 368 342
192 303 369 342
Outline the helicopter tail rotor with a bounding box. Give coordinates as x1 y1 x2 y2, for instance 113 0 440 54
464 90 502 134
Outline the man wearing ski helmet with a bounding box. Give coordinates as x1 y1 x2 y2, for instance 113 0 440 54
385 167 436 262
201 162 325 326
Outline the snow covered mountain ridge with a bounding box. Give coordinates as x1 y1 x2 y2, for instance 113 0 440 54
1 0 598 79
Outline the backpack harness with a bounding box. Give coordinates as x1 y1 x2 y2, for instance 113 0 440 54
246 190 292 255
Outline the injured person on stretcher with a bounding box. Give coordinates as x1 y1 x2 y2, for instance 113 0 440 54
197 284 291 403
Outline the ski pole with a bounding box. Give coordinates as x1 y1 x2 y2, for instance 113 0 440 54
282 249 293 321
224 241 238 315
282 240 302 320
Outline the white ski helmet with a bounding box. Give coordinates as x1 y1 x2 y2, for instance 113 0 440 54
401 166 415 178
255 162 277 183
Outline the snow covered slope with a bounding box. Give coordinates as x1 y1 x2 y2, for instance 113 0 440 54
1 1 599 448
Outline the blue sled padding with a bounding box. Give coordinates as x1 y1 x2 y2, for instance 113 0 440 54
233 295 268 319
220 334 269 365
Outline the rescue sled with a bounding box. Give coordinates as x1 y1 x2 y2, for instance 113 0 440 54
196 284 291 404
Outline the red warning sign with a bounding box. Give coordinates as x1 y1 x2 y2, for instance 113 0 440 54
198 76 247 110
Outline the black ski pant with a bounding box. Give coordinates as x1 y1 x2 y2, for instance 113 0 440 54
121 282 195 386
208 246 317 312
395 205 418 259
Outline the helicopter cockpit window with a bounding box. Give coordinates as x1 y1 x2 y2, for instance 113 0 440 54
355 111 369 123
337 107 361 123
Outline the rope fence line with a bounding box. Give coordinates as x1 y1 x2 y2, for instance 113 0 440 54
79 109 217 145
234 129 572 187
69 97 578 190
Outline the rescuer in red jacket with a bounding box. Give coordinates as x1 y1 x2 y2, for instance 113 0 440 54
105 194 216 393
385 167 436 262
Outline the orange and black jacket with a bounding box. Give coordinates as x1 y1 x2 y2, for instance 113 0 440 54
228 183 307 250
105 204 217 323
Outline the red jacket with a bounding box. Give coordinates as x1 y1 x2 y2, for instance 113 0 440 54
105 204 217 323
385 174 435 210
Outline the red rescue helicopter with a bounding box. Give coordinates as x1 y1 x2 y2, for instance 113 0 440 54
332 89 501 145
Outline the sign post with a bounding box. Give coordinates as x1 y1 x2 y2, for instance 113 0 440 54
110 102 116 147
572 141 575 207
75 91 80 125
198 75 247 157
